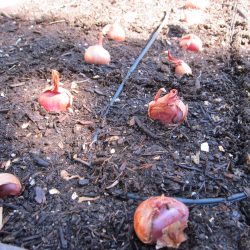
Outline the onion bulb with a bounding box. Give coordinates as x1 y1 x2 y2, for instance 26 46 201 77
38 70 73 112
0 173 22 198
84 32 111 65
134 195 189 249
167 51 192 77
179 34 202 52
102 22 125 42
148 88 188 126
184 0 209 10
182 10 205 25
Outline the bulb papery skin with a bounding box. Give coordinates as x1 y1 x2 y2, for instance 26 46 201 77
134 196 189 249
0 173 22 198
179 34 202 52
148 88 188 126
84 45 111 65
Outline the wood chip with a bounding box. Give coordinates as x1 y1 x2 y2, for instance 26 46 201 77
78 196 100 203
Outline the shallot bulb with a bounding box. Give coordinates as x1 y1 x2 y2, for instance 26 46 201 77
182 10 205 25
84 32 111 65
102 22 125 42
167 51 192 77
0 173 22 198
148 88 188 126
38 70 73 112
134 195 189 249
184 0 209 10
179 34 202 52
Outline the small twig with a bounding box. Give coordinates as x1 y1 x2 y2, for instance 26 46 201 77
49 20 66 25
9 82 26 88
82 104 92 113
134 116 160 139
73 156 91 168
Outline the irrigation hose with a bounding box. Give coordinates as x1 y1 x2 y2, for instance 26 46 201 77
102 10 171 117
110 190 249 206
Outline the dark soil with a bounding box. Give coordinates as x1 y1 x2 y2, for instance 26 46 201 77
0 0 249 249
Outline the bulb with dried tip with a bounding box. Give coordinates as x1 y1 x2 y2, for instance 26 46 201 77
179 34 202 52
38 70 73 112
167 51 192 77
84 32 111 65
148 88 188 126
134 195 189 249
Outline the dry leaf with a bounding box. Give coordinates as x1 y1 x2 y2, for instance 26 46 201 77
58 141 64 149
218 145 225 152
128 117 135 126
153 156 161 160
192 151 200 165
106 136 120 142
71 192 78 200
60 170 82 181
3 159 11 170
78 196 100 203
